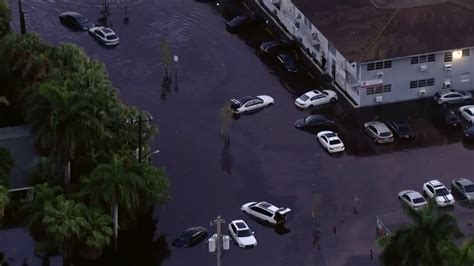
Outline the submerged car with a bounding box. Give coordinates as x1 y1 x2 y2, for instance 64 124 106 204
386 120 415 139
423 180 455 207
434 89 472 105
276 53 299 72
459 105 474 125
228 220 257 248
398 190 428 211
88 26 120 46
316 131 344 153
241 201 291 225
259 39 298 55
294 90 338 109
363 121 394 144
294 114 334 129
451 178 474 202
172 227 208 247
59 11 93 31
464 126 474 141
230 95 274 114
226 16 256 34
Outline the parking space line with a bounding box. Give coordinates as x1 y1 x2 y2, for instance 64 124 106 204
307 71 315 79
243 2 250 9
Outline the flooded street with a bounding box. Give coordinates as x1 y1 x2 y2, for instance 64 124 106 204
4 0 474 265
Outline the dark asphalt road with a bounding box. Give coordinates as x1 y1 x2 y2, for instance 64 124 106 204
5 0 474 265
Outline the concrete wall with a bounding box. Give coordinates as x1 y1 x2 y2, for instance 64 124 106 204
359 48 474 106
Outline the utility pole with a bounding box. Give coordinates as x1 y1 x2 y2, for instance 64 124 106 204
138 114 142 162
209 215 230 266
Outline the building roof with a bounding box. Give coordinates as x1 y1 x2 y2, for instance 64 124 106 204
0 126 37 190
292 0 474 62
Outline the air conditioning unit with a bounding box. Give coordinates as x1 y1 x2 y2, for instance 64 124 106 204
376 72 384 79
444 64 452 71
375 96 383 103
419 89 427 96
443 80 452 89
419 65 427 72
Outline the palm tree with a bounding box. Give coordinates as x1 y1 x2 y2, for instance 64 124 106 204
0 185 9 224
378 202 463 266
26 83 104 185
80 207 113 259
0 146 13 186
437 239 474 266
83 155 140 240
21 183 62 235
0 0 11 37
42 196 87 265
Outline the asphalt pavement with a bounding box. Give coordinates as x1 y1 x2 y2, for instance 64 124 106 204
5 0 474 265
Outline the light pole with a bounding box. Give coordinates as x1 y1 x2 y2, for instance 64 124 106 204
208 215 230 266
128 111 153 162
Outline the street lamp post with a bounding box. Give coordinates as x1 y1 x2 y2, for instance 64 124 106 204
128 111 153 162
209 215 230 266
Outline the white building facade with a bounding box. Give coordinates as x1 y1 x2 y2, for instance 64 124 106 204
260 0 474 107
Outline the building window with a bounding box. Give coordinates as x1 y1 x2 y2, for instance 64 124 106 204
366 87 375 95
444 52 453 62
426 78 435 86
383 84 391 93
461 72 470 82
410 57 418 64
419 55 427 63
463 49 470 57
410 78 435 88
427 54 435 62
367 63 375 71
367 60 391 71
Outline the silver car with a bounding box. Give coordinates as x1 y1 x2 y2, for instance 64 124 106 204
451 178 474 202
398 190 428 211
433 89 472 105
363 121 394 144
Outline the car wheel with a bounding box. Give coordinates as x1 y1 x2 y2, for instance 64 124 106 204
423 191 427 197
330 98 337 103
268 102 273 106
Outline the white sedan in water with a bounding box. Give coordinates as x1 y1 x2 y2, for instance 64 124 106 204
230 95 274 114
241 201 291 225
316 131 345 153
294 89 338 108
88 26 120 46
459 105 474 125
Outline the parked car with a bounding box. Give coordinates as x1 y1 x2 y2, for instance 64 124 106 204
437 106 461 127
88 26 120 46
241 201 291 225
172 227 208 247
459 105 474 125
363 121 394 144
258 39 298 55
294 90 338 109
386 120 415 139
464 126 474 141
398 190 428 211
422 180 455 207
433 89 472 105
276 53 299 72
226 16 256 34
229 95 274 114
316 131 345 153
59 11 93 31
294 114 334 129
451 178 474 202
228 220 257 248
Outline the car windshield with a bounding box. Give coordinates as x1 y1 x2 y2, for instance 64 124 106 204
178 233 192 241
78 17 89 23
106 34 117 40
299 95 310 101
397 124 410 132
464 184 474 192
435 188 449 196
380 132 391 137
329 139 341 145
304 116 321 123
413 197 425 204
237 229 252 237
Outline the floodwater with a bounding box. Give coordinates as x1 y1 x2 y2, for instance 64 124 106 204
3 0 474 265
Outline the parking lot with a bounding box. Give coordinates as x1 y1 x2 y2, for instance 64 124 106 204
4 0 474 265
